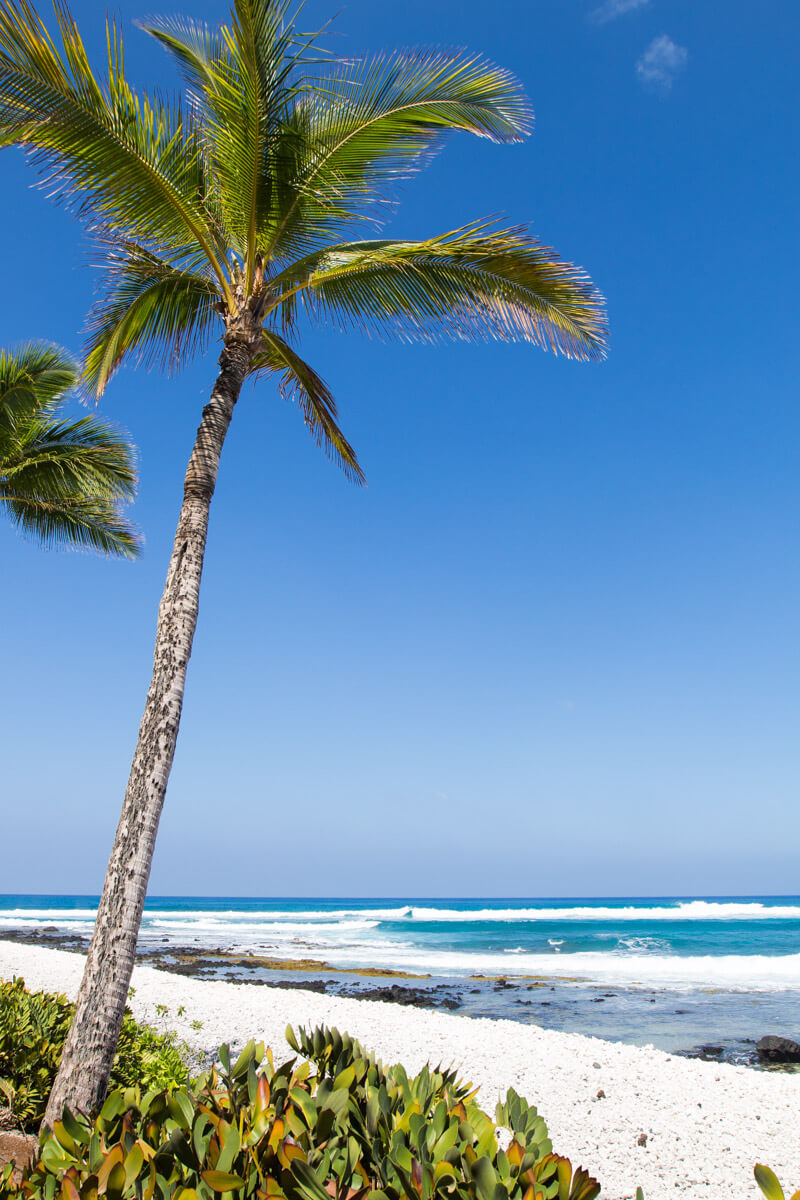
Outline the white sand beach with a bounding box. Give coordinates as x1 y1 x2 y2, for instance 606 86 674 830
2 941 798 1200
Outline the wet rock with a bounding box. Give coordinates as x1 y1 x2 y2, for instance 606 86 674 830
0 928 87 954
688 1045 725 1061
339 984 461 1011
756 1035 800 1064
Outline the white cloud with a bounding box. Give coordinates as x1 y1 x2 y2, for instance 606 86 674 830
636 34 688 91
590 0 650 24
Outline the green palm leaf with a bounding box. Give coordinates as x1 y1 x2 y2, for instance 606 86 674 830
0 341 76 431
145 0 299 286
83 241 222 397
0 0 231 297
0 343 140 556
0 0 606 476
253 330 364 483
263 48 533 259
268 224 607 359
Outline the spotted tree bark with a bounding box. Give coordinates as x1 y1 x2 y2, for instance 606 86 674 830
43 340 250 1127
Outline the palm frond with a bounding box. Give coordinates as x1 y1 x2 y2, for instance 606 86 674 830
267 224 608 359
0 487 140 556
264 49 533 258
3 414 137 500
83 243 222 397
0 342 141 556
0 0 232 298
253 329 364 483
0 342 77 444
144 0 299 284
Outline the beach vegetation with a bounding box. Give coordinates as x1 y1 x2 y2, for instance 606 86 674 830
2 1025 600 1200
0 0 606 1122
0 344 139 557
755 1166 800 1200
0 980 194 1133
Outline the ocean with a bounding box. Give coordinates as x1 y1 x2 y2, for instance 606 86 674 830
2 895 799 1062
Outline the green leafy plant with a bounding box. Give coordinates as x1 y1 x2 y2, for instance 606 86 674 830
755 1166 800 1200
0 979 194 1131
3 1025 601 1200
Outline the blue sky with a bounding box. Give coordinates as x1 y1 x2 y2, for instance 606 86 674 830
2 0 798 896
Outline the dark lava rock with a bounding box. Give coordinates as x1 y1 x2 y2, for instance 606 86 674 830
756 1036 800 1064
690 1045 725 1061
0 928 87 954
340 984 460 1010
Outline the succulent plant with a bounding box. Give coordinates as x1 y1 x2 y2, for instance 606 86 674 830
1 1026 601 1200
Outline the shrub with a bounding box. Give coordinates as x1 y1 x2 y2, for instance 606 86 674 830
2 1024 601 1200
0 978 194 1131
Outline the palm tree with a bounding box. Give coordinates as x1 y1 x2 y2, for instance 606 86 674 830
0 343 139 557
0 0 607 1122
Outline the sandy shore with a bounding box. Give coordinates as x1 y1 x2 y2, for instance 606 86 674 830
2 941 798 1200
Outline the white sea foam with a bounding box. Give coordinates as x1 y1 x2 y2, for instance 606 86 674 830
401 901 800 922
615 936 672 954
249 944 800 990
146 918 380 934
3 900 800 928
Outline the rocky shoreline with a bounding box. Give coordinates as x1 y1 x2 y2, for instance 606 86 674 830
3 928 798 1070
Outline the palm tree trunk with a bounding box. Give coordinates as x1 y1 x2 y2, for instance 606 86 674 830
43 339 250 1127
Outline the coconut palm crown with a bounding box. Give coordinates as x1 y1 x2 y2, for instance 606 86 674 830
0 0 606 440
0 343 139 556
0 0 607 1124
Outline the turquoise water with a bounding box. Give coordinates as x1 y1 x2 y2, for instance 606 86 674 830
2 895 800 990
